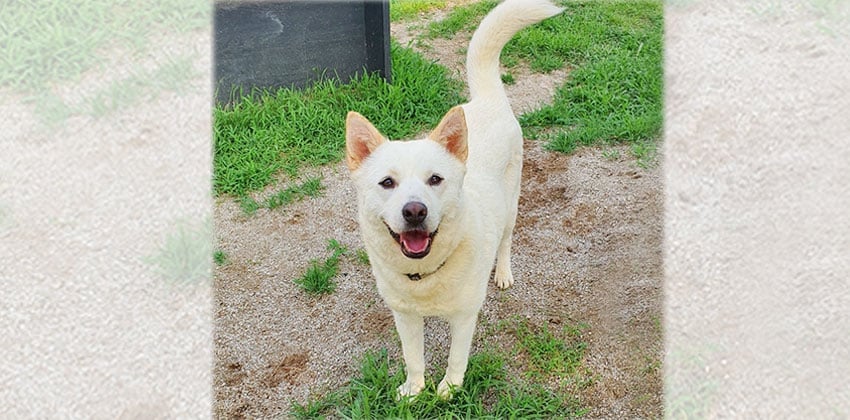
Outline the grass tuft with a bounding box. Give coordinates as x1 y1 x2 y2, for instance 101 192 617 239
355 248 371 266
515 319 588 380
213 250 228 266
294 239 350 296
263 177 325 210
390 0 447 21
238 177 325 216
295 258 338 296
426 0 498 38
239 195 260 215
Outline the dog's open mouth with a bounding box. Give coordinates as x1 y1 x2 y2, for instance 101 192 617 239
385 223 437 259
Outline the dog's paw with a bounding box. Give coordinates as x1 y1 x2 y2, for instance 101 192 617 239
396 380 425 400
437 377 462 400
494 267 514 289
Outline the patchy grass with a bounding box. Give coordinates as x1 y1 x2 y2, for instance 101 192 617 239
514 318 590 387
214 43 464 197
213 250 228 266
239 177 325 216
239 195 261 215
1 0 206 126
518 0 663 154
291 318 591 418
295 258 338 296
355 248 371 266
602 147 621 161
632 139 659 169
293 239 369 296
264 177 324 209
84 57 197 117
426 0 498 38
294 239 349 296
390 0 448 21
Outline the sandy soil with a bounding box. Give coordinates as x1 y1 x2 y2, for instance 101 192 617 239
214 9 662 419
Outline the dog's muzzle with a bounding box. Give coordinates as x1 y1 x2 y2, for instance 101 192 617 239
385 201 438 259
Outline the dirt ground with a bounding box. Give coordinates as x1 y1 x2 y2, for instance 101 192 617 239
214 8 663 419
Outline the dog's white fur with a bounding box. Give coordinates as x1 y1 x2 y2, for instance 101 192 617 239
345 0 563 399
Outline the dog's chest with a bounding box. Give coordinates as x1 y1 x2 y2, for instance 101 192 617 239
376 273 479 317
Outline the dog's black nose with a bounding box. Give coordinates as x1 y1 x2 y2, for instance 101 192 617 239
402 201 428 225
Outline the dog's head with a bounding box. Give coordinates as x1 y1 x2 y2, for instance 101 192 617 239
345 106 468 260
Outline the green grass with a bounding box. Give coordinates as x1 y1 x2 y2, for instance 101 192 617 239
213 250 228 266
291 318 591 418
239 177 325 216
514 319 589 383
602 147 621 161
239 195 261 215
632 138 658 168
390 0 448 21
296 257 339 296
426 0 498 38
355 248 371 266
294 239 350 296
213 43 464 197
518 0 663 154
265 177 324 209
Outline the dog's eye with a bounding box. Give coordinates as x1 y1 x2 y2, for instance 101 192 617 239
379 177 396 189
427 175 443 186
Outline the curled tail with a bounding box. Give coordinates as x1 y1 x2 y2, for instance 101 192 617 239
466 0 563 101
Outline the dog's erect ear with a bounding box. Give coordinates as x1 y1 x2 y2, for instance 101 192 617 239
428 106 468 163
346 111 387 171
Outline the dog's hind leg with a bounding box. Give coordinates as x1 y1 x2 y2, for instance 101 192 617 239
392 311 426 398
495 157 521 289
494 227 515 289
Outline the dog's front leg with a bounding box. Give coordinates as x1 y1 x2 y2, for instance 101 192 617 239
392 310 425 398
437 312 479 399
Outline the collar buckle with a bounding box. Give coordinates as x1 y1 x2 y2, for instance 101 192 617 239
403 259 447 282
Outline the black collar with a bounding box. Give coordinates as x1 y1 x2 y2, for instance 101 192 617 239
404 259 447 281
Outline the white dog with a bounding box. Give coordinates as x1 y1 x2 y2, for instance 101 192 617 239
345 0 563 399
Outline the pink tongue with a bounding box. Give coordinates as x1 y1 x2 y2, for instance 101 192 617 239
400 231 430 253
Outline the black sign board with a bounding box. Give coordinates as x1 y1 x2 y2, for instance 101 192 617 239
214 1 391 105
